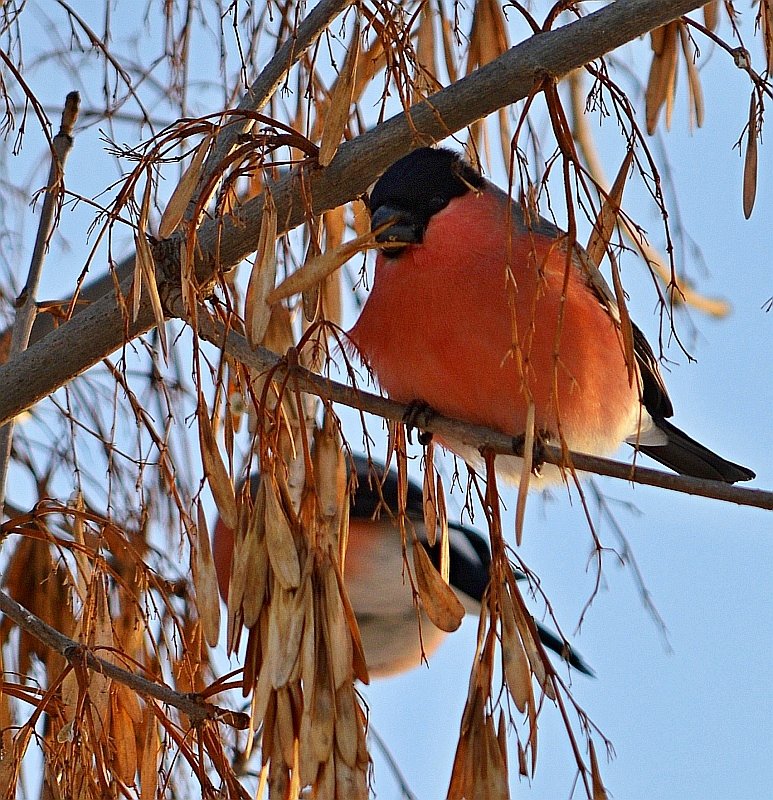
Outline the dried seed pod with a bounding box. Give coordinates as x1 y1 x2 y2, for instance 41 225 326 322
589 738 608 800
110 689 138 784
319 18 360 166
743 92 759 220
500 589 532 713
322 561 353 689
158 134 211 237
412 539 465 632
313 409 345 522
264 478 301 590
645 22 679 134
245 189 278 347
334 685 358 768
194 502 221 647
139 707 159 800
437 472 450 583
422 444 438 547
199 405 237 538
267 227 378 306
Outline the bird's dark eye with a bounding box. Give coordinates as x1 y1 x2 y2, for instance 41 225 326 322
428 195 447 212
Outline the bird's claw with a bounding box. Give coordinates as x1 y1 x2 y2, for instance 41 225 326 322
402 400 435 445
512 429 552 475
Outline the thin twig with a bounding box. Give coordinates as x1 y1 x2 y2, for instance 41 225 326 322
567 70 730 318
0 0 721 433
0 92 80 518
183 299 773 512
190 0 354 213
0 587 249 729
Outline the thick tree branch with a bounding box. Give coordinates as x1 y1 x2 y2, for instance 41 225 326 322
0 587 250 728
185 299 773 512
0 93 80 515
0 0 710 429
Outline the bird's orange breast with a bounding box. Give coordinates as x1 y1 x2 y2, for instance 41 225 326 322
349 190 641 458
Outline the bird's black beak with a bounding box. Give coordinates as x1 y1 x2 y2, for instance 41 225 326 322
370 204 423 253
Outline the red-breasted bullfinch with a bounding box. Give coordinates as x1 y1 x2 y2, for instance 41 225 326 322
348 147 755 485
212 455 593 678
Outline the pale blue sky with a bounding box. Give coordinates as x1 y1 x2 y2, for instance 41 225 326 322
2 3 771 799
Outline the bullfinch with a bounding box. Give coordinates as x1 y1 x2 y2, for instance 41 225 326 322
348 147 755 486
212 455 593 678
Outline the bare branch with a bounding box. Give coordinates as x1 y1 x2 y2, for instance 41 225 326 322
193 0 354 202
0 92 80 515
0 0 710 430
184 298 773 512
0 587 249 728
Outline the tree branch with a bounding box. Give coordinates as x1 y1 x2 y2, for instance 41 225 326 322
0 587 250 728
0 93 80 516
193 0 354 198
184 299 773 512
0 0 711 428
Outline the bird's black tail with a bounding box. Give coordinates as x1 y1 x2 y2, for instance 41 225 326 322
638 418 755 484
532 622 595 677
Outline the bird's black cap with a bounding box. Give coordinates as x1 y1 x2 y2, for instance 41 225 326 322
368 148 484 250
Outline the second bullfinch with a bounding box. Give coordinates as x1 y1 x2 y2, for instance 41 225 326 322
348 147 755 485
212 455 593 678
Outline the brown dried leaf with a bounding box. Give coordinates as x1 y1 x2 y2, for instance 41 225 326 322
319 18 359 166
275 688 296 766
703 1 719 32
331 555 369 685
70 493 91 602
158 135 211 238
762 2 773 72
139 709 159 800
335 756 368 800
323 560 353 689
311 653 335 763
267 226 377 305
321 270 342 328
447 729 471 800
680 24 704 129
413 5 440 101
271 584 306 689
509 586 556 702
497 709 508 772
242 492 268 629
111 690 138 784
313 409 345 521
194 502 221 647
609 249 636 388
515 400 535 546
589 738 608 800
245 189 277 347
743 92 758 220
586 150 633 267
89 580 113 736
663 25 679 130
198 395 237 531
302 220 323 322
483 713 509 800
334 685 358 768
437 473 449 583
517 740 529 777
422 444 438 547
650 25 667 57
250 634 274 728
501 591 532 714
264 479 301 590
412 539 465 632
134 233 168 358
645 23 678 134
